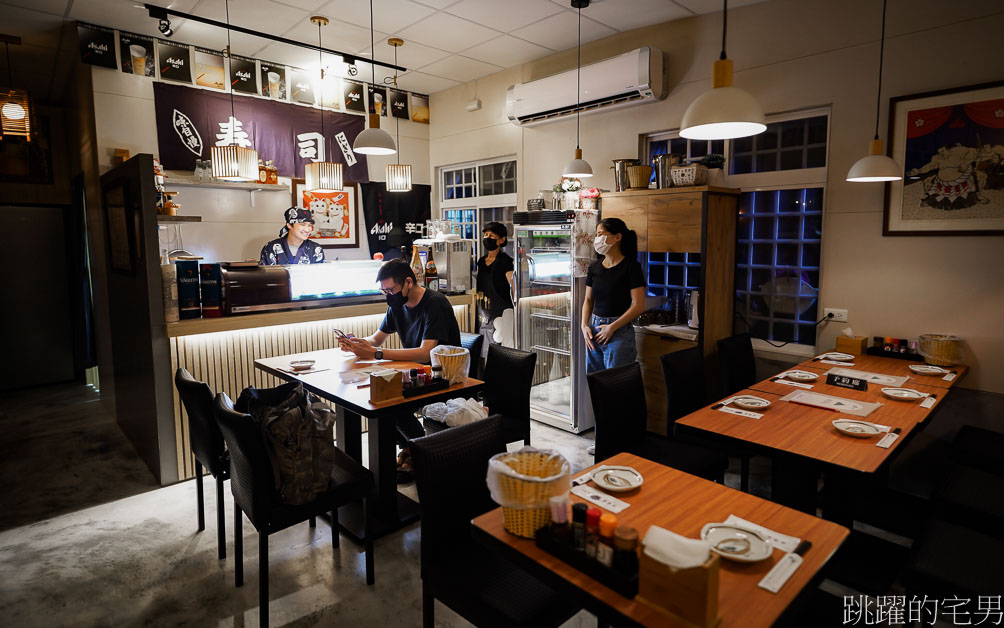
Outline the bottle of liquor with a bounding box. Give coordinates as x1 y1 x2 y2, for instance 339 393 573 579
425 253 439 290
411 245 425 286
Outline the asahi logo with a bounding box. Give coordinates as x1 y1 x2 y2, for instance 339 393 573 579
370 222 393 235
235 70 251 80
88 41 109 52
172 109 204 157
165 56 185 68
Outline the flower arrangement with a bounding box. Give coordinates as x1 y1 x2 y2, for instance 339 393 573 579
579 188 600 198
553 177 582 193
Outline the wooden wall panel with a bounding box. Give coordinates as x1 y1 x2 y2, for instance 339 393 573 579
648 193 703 252
600 196 649 251
701 192 739 367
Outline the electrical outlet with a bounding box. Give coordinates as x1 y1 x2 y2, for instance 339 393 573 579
824 308 848 323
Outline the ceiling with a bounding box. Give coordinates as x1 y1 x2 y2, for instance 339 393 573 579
0 0 766 105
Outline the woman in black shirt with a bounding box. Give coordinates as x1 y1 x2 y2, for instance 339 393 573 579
581 217 646 373
475 221 515 352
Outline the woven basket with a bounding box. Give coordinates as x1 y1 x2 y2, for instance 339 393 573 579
489 450 569 538
671 164 708 187
627 165 654 189
918 334 962 366
430 345 470 384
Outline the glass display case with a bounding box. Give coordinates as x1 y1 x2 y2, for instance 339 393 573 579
286 260 383 300
221 260 385 314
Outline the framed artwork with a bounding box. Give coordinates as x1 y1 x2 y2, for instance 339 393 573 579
291 178 359 249
885 81 1004 235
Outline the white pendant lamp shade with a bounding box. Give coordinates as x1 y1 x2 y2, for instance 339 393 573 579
563 148 593 178
353 114 397 155
1 88 32 141
847 139 901 182
305 161 344 192
386 163 412 192
680 59 765 140
211 144 259 182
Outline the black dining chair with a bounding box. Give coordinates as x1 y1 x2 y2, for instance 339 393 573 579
175 367 229 559
587 362 727 482
460 332 485 379
717 332 758 397
213 393 375 628
410 416 580 628
483 344 536 446
660 346 710 425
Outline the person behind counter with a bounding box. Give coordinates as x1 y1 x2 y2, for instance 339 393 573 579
476 221 515 352
341 258 461 482
259 206 326 265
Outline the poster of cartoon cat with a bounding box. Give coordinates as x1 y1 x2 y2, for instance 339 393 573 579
291 180 358 248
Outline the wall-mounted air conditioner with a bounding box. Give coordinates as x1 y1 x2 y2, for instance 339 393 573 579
505 47 664 127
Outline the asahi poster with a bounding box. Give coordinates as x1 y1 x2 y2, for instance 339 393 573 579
368 86 388 117
229 57 258 95
78 24 117 69
288 69 316 105
343 79 365 113
119 33 154 77
158 41 192 83
360 182 431 257
194 49 225 90
410 93 429 124
153 82 368 182
259 61 286 100
390 89 409 120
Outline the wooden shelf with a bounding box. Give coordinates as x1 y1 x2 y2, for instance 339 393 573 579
166 177 289 192
157 215 202 223
604 185 739 197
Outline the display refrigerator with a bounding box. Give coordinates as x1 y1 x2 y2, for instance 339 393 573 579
513 209 598 433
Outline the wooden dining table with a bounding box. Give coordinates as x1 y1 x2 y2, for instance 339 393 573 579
255 348 483 542
472 452 849 628
794 353 968 390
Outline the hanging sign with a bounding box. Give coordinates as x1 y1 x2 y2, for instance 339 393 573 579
343 80 365 113
78 24 117 69
259 61 286 100
158 41 192 83
119 32 154 77
288 69 316 105
368 86 388 117
390 89 409 120
360 183 431 256
194 48 226 90
229 56 258 95
410 93 429 124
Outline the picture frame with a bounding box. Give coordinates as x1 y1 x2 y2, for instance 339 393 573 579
884 81 1004 236
291 178 359 249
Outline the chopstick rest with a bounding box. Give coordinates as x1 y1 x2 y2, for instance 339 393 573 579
876 428 902 449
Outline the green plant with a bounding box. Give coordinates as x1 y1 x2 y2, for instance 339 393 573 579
699 153 726 169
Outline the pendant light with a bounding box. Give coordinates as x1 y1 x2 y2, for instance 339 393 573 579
353 0 397 155
846 0 901 182
562 0 592 178
385 38 412 192
305 16 343 193
680 0 765 140
1 36 32 142
210 0 258 182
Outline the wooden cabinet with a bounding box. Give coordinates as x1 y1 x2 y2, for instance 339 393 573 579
603 186 739 430
634 329 698 434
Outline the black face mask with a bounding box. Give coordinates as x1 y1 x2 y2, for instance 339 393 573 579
482 237 499 251
386 281 409 307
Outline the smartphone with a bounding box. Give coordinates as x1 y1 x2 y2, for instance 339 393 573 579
333 328 348 340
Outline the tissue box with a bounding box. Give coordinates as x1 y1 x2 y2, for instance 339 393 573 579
835 335 867 356
637 551 720 627
369 370 403 403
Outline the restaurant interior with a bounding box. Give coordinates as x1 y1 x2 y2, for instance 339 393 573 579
1 0 1002 626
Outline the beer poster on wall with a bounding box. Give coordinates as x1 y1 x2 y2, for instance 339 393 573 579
288 69 316 105
343 79 365 113
229 56 258 95
368 86 388 117
259 61 286 100
410 93 429 124
194 48 225 90
319 78 340 110
78 24 117 69
390 89 409 120
119 32 154 77
157 41 192 83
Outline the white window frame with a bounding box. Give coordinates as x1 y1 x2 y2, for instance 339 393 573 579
438 155 518 212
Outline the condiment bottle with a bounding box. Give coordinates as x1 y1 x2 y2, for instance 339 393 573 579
548 495 570 544
431 365 443 381
411 368 420 386
425 254 439 291
402 369 412 388
884 337 894 351
596 513 618 567
612 526 639 575
571 503 587 551
584 507 601 558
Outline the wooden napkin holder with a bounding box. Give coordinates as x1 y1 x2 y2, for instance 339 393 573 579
369 370 403 403
835 335 868 356
637 550 720 628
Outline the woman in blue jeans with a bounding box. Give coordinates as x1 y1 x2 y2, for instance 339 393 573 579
581 218 646 453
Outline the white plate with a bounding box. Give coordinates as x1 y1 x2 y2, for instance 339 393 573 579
782 370 819 382
731 395 771 410
881 387 925 401
832 419 883 438
289 360 316 371
591 466 643 492
701 523 773 563
909 364 948 376
819 352 855 362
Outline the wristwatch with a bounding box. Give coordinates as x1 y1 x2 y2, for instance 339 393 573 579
374 349 383 360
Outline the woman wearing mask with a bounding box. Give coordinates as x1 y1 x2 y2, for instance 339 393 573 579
475 222 515 351
581 217 646 373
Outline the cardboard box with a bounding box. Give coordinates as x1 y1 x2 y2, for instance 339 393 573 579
835 335 868 356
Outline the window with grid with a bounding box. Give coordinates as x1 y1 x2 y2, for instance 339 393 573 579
443 208 477 241
735 187 823 345
442 166 476 200
644 252 702 310
479 161 516 196
730 115 827 175
648 137 726 184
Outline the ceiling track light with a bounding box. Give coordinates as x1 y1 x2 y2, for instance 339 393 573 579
305 15 343 193
846 0 902 183
562 0 593 179
680 0 766 140
158 19 173 37
353 0 397 156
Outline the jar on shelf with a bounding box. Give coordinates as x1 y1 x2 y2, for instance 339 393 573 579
163 193 180 216
258 159 268 184
265 160 278 185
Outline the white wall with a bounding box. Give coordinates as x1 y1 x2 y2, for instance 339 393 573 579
428 0 1004 393
91 66 431 262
